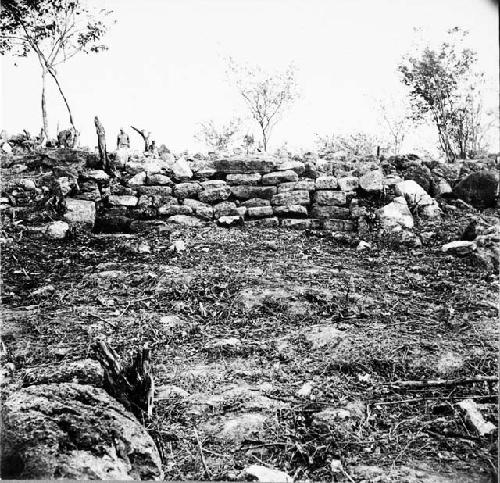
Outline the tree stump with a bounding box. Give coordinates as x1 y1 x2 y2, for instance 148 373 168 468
92 338 154 423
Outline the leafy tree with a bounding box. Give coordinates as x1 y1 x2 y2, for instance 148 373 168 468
195 118 241 152
228 58 299 152
398 27 487 160
316 132 377 157
0 0 113 139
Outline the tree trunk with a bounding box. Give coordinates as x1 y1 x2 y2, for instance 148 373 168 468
47 67 75 131
261 127 267 152
41 69 49 140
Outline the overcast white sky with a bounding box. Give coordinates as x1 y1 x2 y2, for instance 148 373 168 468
1 0 499 153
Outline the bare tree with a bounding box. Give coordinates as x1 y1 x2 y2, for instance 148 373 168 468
0 0 114 139
131 126 151 152
375 92 414 156
227 58 299 152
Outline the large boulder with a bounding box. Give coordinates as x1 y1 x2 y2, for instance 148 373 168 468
0 383 163 480
453 170 499 209
378 196 414 231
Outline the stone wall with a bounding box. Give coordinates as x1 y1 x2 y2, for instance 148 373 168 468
1 149 498 236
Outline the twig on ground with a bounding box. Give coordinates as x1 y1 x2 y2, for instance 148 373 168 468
194 428 211 478
388 376 498 389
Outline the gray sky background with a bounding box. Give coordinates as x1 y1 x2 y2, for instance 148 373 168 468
1 0 498 154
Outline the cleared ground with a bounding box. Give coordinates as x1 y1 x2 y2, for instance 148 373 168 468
1 217 498 481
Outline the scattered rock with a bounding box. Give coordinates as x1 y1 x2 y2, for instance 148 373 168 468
296 381 314 397
356 241 371 251
204 337 242 352
155 385 189 400
218 215 242 226
45 221 69 239
378 196 414 231
441 241 477 256
241 465 293 483
167 215 204 227
172 157 193 180
170 240 186 252
217 413 267 442
30 284 55 297
304 325 346 349
457 399 496 436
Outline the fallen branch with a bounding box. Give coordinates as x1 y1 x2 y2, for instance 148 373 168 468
388 376 498 389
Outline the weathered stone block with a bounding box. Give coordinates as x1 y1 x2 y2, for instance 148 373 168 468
183 198 214 219
273 205 308 216
313 190 347 206
338 176 359 191
311 205 350 219
174 182 202 199
136 186 173 198
245 217 279 228
241 198 271 207
231 185 277 200
108 195 138 207
158 204 193 216
214 201 238 219
262 170 298 185
278 179 316 192
214 155 276 174
247 206 274 218
280 219 311 229
271 190 310 206
226 173 262 185
316 176 338 190
198 185 231 203
64 198 95 226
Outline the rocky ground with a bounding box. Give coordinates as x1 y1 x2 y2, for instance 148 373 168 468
1 206 498 481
